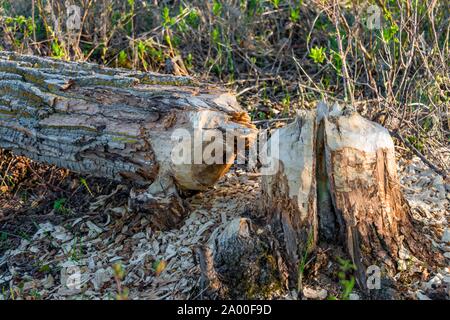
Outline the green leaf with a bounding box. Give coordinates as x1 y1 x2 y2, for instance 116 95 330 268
213 0 222 16
382 23 399 43
80 178 94 196
309 46 327 64
290 6 300 22
186 9 200 28
53 198 67 213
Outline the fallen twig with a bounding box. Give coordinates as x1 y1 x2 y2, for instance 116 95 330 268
390 130 448 180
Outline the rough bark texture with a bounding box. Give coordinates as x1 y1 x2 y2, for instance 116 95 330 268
197 218 288 299
260 102 443 294
260 110 318 288
322 105 444 289
0 52 256 227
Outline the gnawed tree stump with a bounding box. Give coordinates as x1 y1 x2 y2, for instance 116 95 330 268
0 52 256 228
261 103 444 294
197 218 288 299
321 104 443 288
260 110 318 289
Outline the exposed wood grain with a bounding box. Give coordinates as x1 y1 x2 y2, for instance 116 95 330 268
323 105 444 290
261 110 318 288
260 103 444 294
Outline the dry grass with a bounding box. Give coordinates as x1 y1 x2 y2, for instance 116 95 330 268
0 1 448 174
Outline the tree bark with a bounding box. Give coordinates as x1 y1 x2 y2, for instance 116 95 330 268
322 104 443 288
260 110 318 289
261 103 444 294
197 218 288 299
0 52 256 227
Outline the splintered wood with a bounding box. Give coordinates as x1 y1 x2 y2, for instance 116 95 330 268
259 103 444 293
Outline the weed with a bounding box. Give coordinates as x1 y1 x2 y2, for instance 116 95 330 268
53 198 69 215
328 257 356 300
290 5 301 23
68 237 82 262
113 263 129 300
298 228 315 295
309 46 327 64
212 1 222 17
80 178 94 197
271 0 281 9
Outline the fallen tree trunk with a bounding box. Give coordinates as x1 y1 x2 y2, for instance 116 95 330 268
0 52 256 227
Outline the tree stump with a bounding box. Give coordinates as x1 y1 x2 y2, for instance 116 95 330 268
260 110 318 289
261 103 444 293
197 218 288 299
322 104 443 288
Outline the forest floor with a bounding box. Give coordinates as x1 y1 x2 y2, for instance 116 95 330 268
0 148 448 300
0 0 449 301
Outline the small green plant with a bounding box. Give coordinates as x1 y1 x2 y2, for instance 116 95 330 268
29 289 41 300
330 50 342 75
271 0 281 9
186 9 200 29
382 23 399 44
290 6 301 22
117 50 129 68
281 91 291 108
1 15 34 51
51 40 67 59
212 0 222 17
113 263 129 300
18 231 31 242
422 117 433 132
407 135 424 153
68 237 82 261
328 257 356 300
38 264 52 274
80 178 94 197
162 6 175 27
212 26 221 48
53 198 69 214
185 53 193 69
246 0 263 16
309 46 327 64
298 228 314 294
257 111 266 120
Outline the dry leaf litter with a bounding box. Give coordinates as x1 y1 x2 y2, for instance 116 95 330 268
0 152 448 300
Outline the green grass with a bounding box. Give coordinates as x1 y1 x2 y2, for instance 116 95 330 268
298 228 315 295
328 257 357 300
